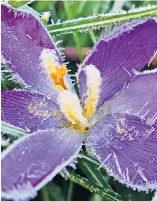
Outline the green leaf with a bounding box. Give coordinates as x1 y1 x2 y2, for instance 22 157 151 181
47 6 157 35
8 0 34 8
41 183 66 201
41 185 50 201
78 152 111 189
111 179 154 201
67 171 122 201
89 31 97 44
1 121 29 137
1 64 21 90
63 1 83 61
67 170 75 201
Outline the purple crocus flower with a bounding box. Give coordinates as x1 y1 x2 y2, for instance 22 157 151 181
1 4 157 200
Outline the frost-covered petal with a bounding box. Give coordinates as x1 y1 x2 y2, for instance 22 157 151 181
87 113 157 190
78 19 157 108
1 4 62 97
2 90 62 132
108 72 157 124
2 128 84 200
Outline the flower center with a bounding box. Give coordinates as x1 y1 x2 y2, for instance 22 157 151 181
40 49 101 133
57 91 89 133
40 48 68 91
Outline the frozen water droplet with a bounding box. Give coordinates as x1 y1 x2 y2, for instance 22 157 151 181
26 33 32 40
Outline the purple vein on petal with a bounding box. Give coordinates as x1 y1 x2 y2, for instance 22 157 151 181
78 19 157 109
1 90 63 132
2 128 84 200
108 72 157 124
87 113 157 191
1 4 62 97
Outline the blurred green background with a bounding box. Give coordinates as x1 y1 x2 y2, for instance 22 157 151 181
2 1 157 201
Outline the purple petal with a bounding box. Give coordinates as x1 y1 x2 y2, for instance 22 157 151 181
2 128 84 200
2 90 62 132
1 4 61 96
108 72 157 124
87 113 157 190
78 19 157 108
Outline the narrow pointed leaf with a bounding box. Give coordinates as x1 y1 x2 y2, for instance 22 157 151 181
78 153 111 188
8 0 34 8
1 121 29 137
67 171 122 201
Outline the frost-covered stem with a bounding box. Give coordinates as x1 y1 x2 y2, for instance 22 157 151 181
47 6 157 35
1 121 29 137
7 0 34 8
67 172 122 201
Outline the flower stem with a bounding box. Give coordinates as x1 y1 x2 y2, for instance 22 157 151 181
47 6 157 35
67 171 122 201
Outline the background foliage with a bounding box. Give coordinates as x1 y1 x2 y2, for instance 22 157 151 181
2 1 157 201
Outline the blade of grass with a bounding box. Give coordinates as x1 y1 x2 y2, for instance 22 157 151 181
8 0 34 8
63 1 83 61
89 31 97 44
111 0 125 12
41 186 50 201
90 194 104 201
78 152 111 189
67 178 74 201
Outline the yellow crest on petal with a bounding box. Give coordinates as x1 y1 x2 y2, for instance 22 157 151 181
40 48 68 91
83 64 102 118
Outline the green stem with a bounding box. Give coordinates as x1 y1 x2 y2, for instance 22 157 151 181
79 153 101 166
47 6 157 35
41 186 50 201
89 31 97 44
67 179 74 201
8 0 34 8
1 81 8 90
67 172 122 201
1 121 29 137
63 1 83 61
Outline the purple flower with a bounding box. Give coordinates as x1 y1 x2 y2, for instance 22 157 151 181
1 3 157 200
